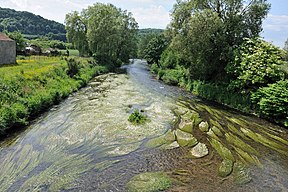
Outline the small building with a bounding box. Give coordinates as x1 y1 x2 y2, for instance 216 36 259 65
0 33 16 65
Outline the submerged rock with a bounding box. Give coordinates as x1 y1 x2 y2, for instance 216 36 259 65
126 172 172 192
176 129 198 147
233 162 252 185
179 119 194 133
190 143 209 158
218 159 234 177
199 121 209 132
146 131 176 148
162 141 180 150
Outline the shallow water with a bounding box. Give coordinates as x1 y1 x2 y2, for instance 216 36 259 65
0 60 287 192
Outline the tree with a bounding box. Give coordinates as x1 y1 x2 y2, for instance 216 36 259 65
165 0 270 81
143 34 168 65
6 31 26 52
283 38 288 61
65 3 138 65
226 38 285 90
65 11 89 56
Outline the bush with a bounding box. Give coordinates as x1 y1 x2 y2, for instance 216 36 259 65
227 38 285 90
251 80 288 127
128 110 148 125
161 69 182 85
66 57 82 77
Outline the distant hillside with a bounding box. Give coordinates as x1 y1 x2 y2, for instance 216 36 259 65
138 28 164 36
0 7 66 40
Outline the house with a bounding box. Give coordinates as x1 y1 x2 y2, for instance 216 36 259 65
0 33 16 65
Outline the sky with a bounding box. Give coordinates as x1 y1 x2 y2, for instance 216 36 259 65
1 0 288 47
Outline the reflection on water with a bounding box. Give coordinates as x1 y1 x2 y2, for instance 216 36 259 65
0 60 287 191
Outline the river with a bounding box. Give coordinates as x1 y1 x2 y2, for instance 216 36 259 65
0 60 287 191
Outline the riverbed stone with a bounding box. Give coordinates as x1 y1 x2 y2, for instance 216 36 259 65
179 119 194 133
126 172 172 192
162 141 180 150
218 159 234 177
176 129 198 147
190 143 209 158
164 130 176 142
209 138 235 162
233 162 252 185
199 121 209 132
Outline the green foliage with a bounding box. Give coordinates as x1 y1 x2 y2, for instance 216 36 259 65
161 69 183 86
251 80 288 127
143 34 168 65
165 0 270 81
0 7 65 37
5 31 26 51
65 3 138 64
66 57 81 77
137 29 164 58
227 38 285 90
128 110 148 125
0 57 108 134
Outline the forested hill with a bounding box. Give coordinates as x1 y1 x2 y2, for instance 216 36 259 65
0 7 65 36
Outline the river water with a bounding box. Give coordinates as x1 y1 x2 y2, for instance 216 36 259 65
0 60 287 191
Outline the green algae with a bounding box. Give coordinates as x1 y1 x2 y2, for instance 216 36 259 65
208 138 235 162
126 172 172 192
211 126 223 137
207 129 221 140
225 133 259 156
233 162 252 185
178 118 194 133
226 123 248 140
233 147 262 167
260 130 288 146
146 131 176 148
175 129 198 147
241 128 288 156
218 159 234 177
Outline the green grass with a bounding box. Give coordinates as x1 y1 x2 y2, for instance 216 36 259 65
0 56 108 134
59 49 80 57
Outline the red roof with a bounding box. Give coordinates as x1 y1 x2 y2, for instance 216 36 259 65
0 33 13 41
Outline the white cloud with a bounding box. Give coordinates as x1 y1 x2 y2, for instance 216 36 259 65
262 14 288 47
1 0 174 28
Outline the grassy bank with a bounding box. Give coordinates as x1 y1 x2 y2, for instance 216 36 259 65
0 56 108 135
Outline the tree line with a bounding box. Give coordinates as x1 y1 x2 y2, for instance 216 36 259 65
139 0 288 127
0 7 66 41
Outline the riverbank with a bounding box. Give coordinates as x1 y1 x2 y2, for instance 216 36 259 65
151 65 288 128
0 56 109 136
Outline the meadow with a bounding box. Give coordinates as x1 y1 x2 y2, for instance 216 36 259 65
0 56 108 134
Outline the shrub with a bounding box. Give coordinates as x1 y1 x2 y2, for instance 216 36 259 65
251 80 288 127
66 57 81 77
128 110 148 125
162 69 182 85
227 38 285 90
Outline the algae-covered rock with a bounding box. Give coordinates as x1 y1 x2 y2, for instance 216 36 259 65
191 111 202 126
218 159 234 177
211 126 223 137
190 143 209 158
199 121 209 132
162 141 180 150
145 135 167 148
179 119 194 133
126 172 172 192
176 129 198 147
146 131 176 148
164 130 176 142
208 138 235 162
233 162 252 185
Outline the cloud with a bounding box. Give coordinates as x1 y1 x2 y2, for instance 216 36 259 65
1 0 174 28
262 14 288 47
131 6 171 29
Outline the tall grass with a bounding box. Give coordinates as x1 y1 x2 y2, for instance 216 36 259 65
0 56 108 134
